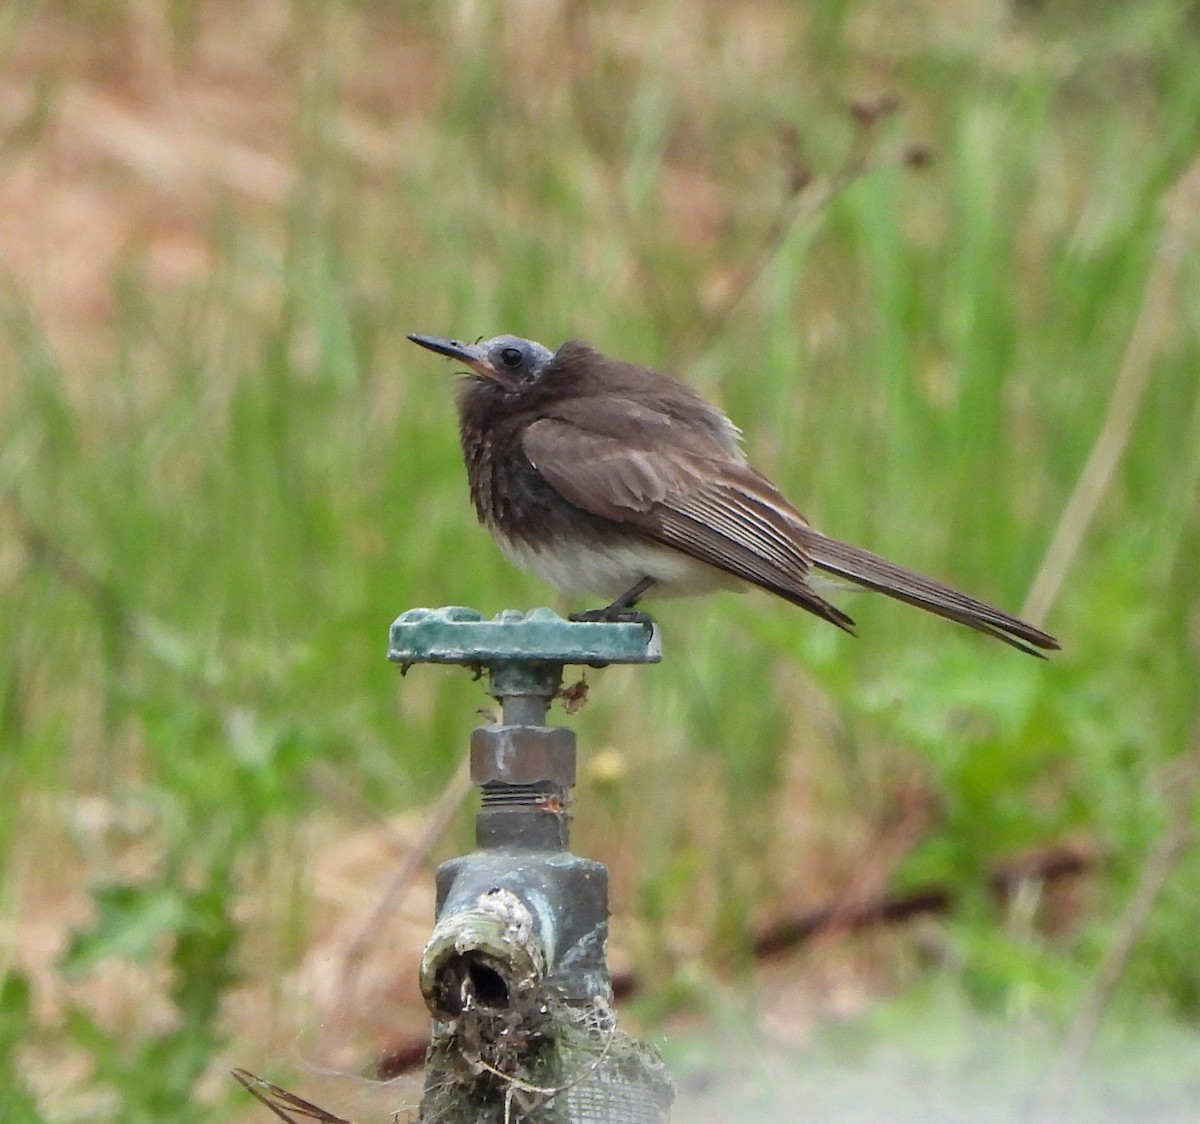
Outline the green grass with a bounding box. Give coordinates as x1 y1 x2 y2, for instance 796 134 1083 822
2 0 1200 1119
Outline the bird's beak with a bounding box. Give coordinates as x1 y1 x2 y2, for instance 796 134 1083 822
407 334 502 381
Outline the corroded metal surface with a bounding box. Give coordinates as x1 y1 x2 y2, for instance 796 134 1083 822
470 725 576 787
388 606 661 667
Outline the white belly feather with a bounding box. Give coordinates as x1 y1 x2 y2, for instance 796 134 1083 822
489 528 746 600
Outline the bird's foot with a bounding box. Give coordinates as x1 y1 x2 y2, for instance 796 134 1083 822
569 607 656 630
569 577 656 631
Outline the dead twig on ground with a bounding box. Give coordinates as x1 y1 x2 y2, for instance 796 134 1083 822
232 1068 356 1124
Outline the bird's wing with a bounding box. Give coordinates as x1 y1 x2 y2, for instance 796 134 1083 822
522 416 855 630
547 345 747 460
522 415 1058 653
542 391 747 462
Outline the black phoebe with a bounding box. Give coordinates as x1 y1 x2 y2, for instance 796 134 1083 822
407 333 1059 656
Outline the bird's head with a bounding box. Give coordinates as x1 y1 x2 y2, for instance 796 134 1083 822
407 333 555 390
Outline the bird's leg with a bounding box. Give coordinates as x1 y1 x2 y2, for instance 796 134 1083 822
569 577 656 627
607 576 655 612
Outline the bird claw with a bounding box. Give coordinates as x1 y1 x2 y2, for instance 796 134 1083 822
569 608 656 631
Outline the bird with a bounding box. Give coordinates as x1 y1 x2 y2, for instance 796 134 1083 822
407 333 1059 657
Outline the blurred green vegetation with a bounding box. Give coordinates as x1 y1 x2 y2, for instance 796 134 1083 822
1 0 1199 1119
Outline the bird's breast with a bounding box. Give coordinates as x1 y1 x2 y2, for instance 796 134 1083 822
458 389 744 600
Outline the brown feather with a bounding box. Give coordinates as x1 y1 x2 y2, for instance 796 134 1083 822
797 530 1059 655
418 332 1059 655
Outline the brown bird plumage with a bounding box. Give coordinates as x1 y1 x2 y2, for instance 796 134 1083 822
408 333 1060 657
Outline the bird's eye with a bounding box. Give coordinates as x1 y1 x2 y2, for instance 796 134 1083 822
500 347 523 368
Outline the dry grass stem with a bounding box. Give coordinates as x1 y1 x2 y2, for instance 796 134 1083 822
1023 153 1200 625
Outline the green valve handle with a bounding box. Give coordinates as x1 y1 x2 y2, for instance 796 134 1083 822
387 606 662 668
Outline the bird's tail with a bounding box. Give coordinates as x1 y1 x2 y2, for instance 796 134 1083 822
797 530 1059 657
